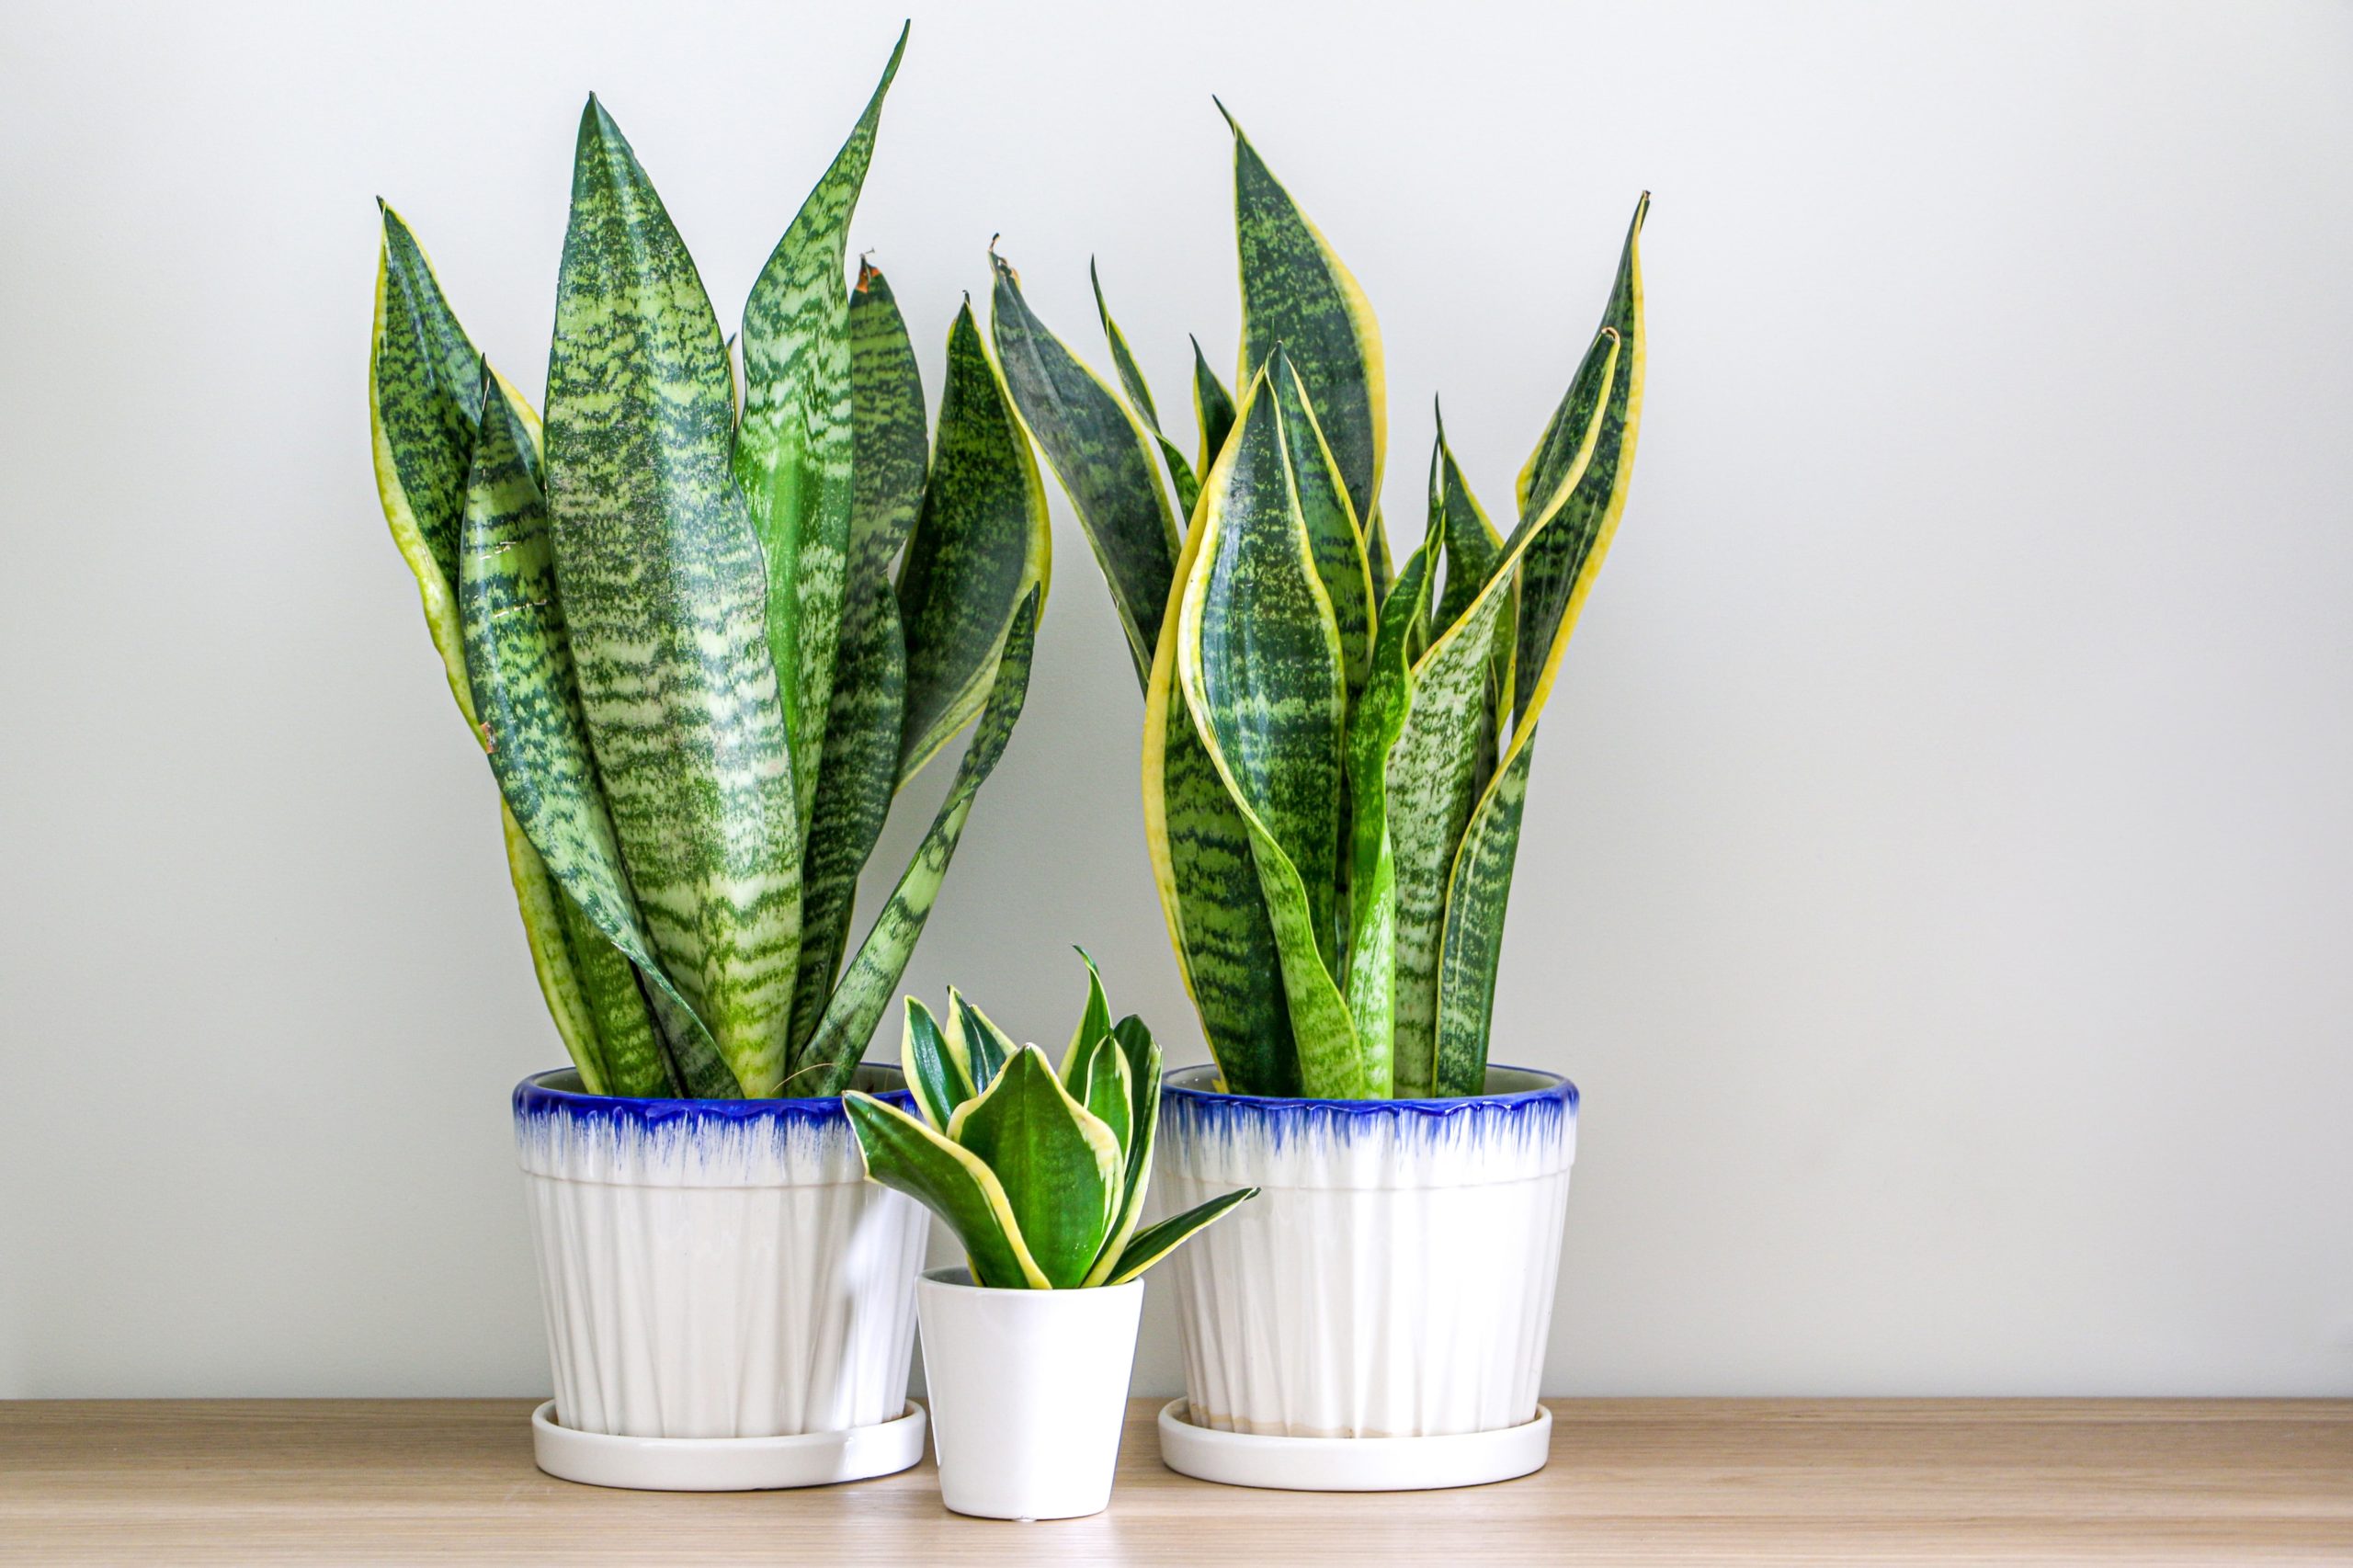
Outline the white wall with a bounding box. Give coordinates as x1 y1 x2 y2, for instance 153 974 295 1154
3 0 2348 1400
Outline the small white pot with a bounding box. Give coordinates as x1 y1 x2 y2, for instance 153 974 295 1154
513 1067 930 1481
915 1267 1145 1520
1153 1064 1576 1483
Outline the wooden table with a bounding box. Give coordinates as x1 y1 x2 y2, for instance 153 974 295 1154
3 1399 2347 1563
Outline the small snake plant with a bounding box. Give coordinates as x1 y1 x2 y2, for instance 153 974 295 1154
368 28 1050 1099
846 960 1256 1288
989 106 1646 1101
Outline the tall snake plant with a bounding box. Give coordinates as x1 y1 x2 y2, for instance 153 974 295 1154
992 108 1644 1099
369 29 1050 1099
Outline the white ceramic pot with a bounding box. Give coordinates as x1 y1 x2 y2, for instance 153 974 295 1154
915 1267 1145 1520
1152 1064 1577 1481
513 1067 929 1472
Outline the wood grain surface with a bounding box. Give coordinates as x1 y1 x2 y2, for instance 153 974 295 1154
2 1398 2347 1564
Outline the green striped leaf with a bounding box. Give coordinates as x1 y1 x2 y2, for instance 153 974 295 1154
1388 330 1619 1096
990 250 1177 687
1092 261 1200 519
947 988 1016 1090
1430 403 1505 637
900 995 973 1131
1223 102 1385 531
1338 544 1428 1085
787 265 923 1059
457 369 687 1096
1074 1032 1134 1162
897 302 1051 783
551 894 674 1096
1176 375 1362 1098
1365 503 1393 603
371 202 481 677
1425 408 1514 807
1190 336 1237 480
1059 948 1115 1089
946 1045 1122 1288
735 26 906 826
369 210 631 1088
1512 193 1648 724
790 589 1040 1096
1433 741 1530 1096
1081 1013 1165 1285
501 813 610 1092
787 575 903 1062
1101 1187 1257 1286
1142 430 1300 1097
846 1090 1046 1289
1267 347 1372 699
544 97 801 1097
1438 199 1648 1092
846 263 928 583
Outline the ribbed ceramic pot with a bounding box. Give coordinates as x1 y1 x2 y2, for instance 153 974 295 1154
1154 1064 1577 1442
513 1066 929 1441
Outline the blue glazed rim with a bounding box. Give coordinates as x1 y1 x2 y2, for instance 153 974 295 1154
513 1063 915 1129
1159 1062 1577 1120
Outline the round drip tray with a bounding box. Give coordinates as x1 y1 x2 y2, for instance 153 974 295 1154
1156 1399 1552 1492
531 1400 927 1492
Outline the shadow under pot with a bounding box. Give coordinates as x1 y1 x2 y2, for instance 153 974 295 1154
511 1066 931 1491
1150 1063 1578 1492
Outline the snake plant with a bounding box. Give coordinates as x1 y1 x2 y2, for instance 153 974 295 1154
846 960 1256 1288
991 108 1645 1100
369 28 1050 1099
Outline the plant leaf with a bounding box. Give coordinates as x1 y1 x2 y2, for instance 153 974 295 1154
1059 948 1115 1089
734 26 906 827
897 302 1051 784
1425 410 1513 824
370 203 483 715
1512 194 1648 724
1142 445 1300 1097
1338 544 1428 1087
1077 1033 1133 1157
846 1090 1046 1289
900 995 972 1131
369 214 645 1088
1177 375 1362 1097
945 1045 1123 1288
1091 260 1200 519
1438 199 1648 1092
1222 102 1384 531
1430 403 1505 638
1081 1013 1165 1285
1387 329 1618 1095
1365 502 1393 603
846 262 929 578
788 577 904 1059
1101 1187 1257 1286
790 590 1040 1095
787 264 923 1058
989 250 1176 687
1267 347 1372 700
502 813 609 1093
1111 1013 1161 1153
544 97 801 1097
1433 740 1531 1096
947 987 1015 1091
1190 336 1237 480
458 368 696 1094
